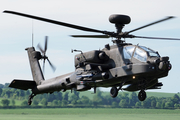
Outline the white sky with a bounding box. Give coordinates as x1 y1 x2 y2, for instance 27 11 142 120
0 0 180 93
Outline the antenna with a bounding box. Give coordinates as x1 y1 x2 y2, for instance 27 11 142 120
32 20 34 47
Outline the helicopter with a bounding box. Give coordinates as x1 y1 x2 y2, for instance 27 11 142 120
3 10 180 105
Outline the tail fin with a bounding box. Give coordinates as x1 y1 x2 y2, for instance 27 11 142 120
25 47 44 85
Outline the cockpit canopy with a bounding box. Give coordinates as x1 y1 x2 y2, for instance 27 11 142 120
123 45 160 62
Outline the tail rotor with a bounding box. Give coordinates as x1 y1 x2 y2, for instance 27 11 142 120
37 36 56 73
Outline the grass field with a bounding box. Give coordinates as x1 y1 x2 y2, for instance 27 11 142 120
0 108 180 120
79 91 180 99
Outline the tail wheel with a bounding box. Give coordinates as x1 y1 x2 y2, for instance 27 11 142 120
28 94 35 105
110 87 118 98
138 90 147 101
28 100 32 105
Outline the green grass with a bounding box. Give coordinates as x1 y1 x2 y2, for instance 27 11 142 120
0 108 180 120
146 92 179 98
79 91 179 99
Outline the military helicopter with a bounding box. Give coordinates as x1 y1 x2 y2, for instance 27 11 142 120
4 10 180 105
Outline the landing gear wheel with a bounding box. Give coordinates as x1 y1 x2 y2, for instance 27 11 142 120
110 87 118 98
138 90 146 101
62 89 66 92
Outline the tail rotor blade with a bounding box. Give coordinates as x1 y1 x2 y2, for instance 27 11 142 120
44 36 48 53
43 59 46 74
47 58 56 72
37 44 44 54
37 36 56 73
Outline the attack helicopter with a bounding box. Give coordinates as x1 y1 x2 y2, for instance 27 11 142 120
3 10 180 105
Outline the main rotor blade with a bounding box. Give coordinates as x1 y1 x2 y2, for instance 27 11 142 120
4 10 105 34
71 35 110 38
127 16 175 34
133 35 180 40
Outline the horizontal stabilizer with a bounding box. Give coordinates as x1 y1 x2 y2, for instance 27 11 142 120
9 79 36 90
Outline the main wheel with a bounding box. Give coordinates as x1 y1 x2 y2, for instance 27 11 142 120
110 87 118 98
138 90 147 101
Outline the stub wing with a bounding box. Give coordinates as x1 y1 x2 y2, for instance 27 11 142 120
9 79 36 90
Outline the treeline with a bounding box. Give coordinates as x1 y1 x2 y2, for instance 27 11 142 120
0 83 180 109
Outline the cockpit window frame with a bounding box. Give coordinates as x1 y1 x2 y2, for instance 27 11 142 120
133 47 147 62
123 45 160 63
139 46 160 58
123 45 136 60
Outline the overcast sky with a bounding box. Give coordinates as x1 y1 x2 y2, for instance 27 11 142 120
0 0 180 93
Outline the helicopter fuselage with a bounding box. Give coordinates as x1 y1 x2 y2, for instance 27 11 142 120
31 43 171 96
5 10 176 105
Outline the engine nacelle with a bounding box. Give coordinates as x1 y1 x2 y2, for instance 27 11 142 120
74 50 109 67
